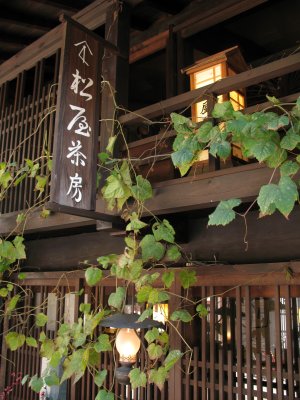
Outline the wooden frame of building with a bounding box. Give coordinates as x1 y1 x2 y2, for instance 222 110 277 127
1 0 300 398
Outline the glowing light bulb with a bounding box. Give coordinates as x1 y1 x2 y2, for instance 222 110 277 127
116 328 140 363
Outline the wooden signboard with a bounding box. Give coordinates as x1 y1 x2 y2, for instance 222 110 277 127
50 18 102 211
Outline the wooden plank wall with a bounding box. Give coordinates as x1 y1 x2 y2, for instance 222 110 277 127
0 50 60 214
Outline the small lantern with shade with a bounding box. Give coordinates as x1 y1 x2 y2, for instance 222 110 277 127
100 311 163 385
182 46 248 165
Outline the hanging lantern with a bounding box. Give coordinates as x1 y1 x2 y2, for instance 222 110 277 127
100 312 163 385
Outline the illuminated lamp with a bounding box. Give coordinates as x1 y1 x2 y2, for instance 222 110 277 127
182 46 248 163
100 312 163 385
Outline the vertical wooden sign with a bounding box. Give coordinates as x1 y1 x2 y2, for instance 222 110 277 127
50 18 102 211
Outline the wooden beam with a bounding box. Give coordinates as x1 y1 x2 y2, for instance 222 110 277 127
129 30 168 63
24 230 125 270
119 52 300 124
0 161 294 235
179 0 268 38
187 206 300 265
0 208 96 236
29 0 81 13
22 204 300 268
0 0 114 85
130 0 268 50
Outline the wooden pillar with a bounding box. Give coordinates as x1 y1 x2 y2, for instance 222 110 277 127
166 25 177 98
176 32 193 95
0 310 8 392
100 1 130 154
168 274 182 400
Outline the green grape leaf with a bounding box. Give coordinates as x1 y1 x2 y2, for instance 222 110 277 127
170 310 193 323
13 236 26 259
280 129 300 150
196 121 214 143
50 351 62 368
94 370 107 387
276 176 298 217
265 115 289 131
126 212 148 232
137 308 153 322
129 368 147 390
44 372 60 386
40 339 55 359
108 287 125 310
250 139 277 162
165 245 181 262
208 198 241 226
95 389 114 400
171 147 194 169
266 94 281 105
21 375 29 385
148 367 168 391
148 289 169 304
145 327 160 344
257 183 278 216
179 270 196 289
7 294 21 314
258 176 298 218
136 285 152 303
0 288 8 297
29 375 44 393
0 171 12 189
106 136 117 154
35 175 47 193
79 303 91 314
131 175 153 202
98 152 109 163
162 271 175 289
16 213 26 224
85 267 103 287
26 337 38 348
212 101 234 120
94 334 112 353
171 112 196 134
152 219 175 243
148 343 163 360
61 349 87 383
163 350 182 371
5 332 25 351
280 160 300 176
209 140 231 160
36 313 48 327
139 234 165 262
196 304 208 318
40 208 50 219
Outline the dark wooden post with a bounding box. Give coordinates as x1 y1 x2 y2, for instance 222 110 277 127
207 94 221 172
100 1 130 154
176 32 193 95
166 25 177 98
168 274 182 400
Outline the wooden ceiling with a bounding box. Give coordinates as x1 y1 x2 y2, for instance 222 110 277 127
0 0 195 64
0 0 299 68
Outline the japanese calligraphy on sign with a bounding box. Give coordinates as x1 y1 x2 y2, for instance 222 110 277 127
50 19 102 210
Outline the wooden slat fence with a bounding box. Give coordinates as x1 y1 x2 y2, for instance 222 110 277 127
0 50 60 214
1 266 300 399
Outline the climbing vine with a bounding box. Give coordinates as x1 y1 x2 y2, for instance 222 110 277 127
1 93 300 398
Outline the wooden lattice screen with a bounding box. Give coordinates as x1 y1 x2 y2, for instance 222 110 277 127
1 265 300 400
0 50 60 214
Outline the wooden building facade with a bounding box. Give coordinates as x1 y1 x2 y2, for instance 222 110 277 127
1 0 300 398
